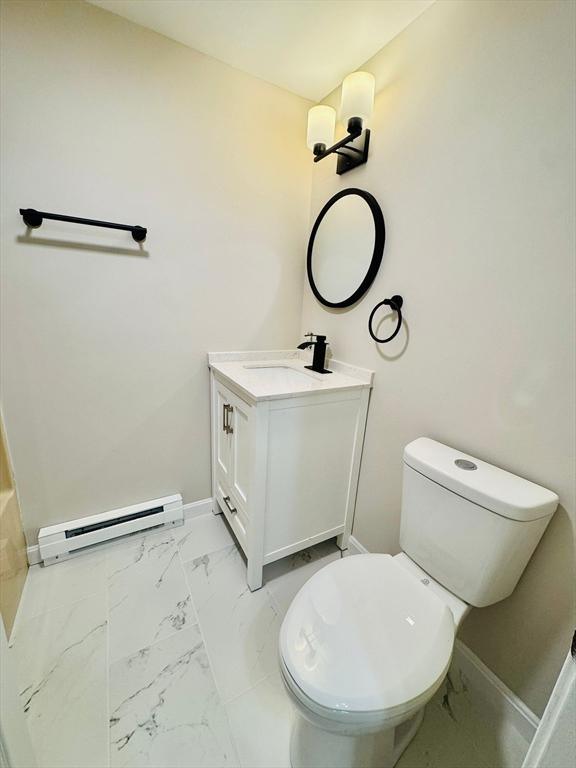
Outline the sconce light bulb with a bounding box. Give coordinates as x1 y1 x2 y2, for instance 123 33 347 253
340 71 375 127
307 105 336 152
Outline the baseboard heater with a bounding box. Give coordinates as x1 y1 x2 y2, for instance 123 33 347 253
38 493 183 565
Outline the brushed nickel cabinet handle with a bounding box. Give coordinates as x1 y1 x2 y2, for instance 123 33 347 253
222 495 237 514
222 402 235 434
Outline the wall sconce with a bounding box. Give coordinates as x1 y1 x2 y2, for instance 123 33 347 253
307 71 375 175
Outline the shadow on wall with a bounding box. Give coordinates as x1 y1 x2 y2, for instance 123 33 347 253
16 233 149 258
371 313 410 361
460 505 576 713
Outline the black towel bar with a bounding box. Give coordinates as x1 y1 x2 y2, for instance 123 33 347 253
19 208 147 242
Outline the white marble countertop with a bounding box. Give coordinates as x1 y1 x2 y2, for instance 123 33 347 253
208 350 374 403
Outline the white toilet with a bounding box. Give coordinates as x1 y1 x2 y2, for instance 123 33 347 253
279 438 558 768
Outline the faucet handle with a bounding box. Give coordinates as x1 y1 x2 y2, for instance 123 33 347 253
304 332 315 339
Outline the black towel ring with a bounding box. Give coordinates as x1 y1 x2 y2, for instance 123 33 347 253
368 295 404 343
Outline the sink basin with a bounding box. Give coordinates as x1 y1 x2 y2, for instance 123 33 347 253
243 364 317 388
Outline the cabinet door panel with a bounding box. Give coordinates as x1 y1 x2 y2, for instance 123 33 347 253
214 384 231 482
263 396 359 555
230 399 251 513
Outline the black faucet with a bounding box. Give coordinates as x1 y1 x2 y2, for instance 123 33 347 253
297 333 332 374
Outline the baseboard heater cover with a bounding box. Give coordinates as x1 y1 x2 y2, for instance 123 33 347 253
38 493 183 565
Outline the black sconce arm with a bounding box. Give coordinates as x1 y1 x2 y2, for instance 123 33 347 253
313 119 370 176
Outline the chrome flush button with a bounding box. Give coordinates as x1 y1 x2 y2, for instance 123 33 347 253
455 458 477 470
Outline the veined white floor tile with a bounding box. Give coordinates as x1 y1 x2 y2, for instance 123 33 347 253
398 682 492 768
175 512 235 564
107 529 197 663
433 670 531 768
18 548 108 622
105 523 177 563
265 539 341 618
184 545 282 702
13 594 108 768
11 522 531 768
109 626 239 768
226 672 293 768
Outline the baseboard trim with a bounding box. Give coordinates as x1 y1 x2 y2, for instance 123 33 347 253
183 497 213 519
26 496 214 566
26 544 41 566
452 638 540 741
347 535 369 556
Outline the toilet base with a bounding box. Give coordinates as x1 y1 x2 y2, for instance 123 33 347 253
289 707 424 768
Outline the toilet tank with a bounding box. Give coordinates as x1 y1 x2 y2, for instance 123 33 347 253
400 438 558 607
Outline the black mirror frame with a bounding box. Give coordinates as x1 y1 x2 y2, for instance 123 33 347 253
306 188 385 309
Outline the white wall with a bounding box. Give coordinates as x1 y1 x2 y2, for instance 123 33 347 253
301 0 575 716
0 0 311 542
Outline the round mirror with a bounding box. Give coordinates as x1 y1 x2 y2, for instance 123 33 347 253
307 188 385 308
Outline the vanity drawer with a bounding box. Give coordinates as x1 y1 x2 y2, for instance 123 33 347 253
215 477 249 552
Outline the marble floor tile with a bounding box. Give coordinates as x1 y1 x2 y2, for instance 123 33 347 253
13 594 108 768
175 512 235 564
110 626 239 768
107 528 197 663
433 670 530 768
226 671 293 768
398 681 493 768
10 519 531 768
184 545 282 702
18 547 108 622
265 539 342 617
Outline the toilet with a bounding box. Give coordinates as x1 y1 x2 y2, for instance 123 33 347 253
279 437 558 768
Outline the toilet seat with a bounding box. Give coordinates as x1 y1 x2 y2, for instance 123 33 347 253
279 554 455 720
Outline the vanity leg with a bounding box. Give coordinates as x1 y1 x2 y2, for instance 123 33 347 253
247 558 263 592
337 532 350 551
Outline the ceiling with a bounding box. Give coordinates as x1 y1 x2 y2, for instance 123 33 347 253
88 0 434 101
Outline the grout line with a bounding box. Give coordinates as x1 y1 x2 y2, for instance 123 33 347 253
108 622 201 668
176 542 244 765
16 585 107 627
105 549 111 768
177 544 224 697
223 670 276 707
107 543 197 667
264 580 284 617
177 540 237 566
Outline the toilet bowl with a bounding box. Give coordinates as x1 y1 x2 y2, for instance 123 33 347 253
279 552 467 768
279 437 558 768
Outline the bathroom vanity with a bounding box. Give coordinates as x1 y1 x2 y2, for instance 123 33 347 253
208 351 373 590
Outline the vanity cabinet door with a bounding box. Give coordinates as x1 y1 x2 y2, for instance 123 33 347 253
211 377 253 549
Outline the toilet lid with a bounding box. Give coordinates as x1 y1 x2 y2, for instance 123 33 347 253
279 554 455 713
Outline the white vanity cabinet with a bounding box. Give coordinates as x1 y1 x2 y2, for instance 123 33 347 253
209 352 373 590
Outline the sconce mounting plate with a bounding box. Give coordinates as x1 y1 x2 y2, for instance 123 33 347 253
336 130 370 175
313 129 371 175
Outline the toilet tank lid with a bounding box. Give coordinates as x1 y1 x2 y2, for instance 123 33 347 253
404 438 559 522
